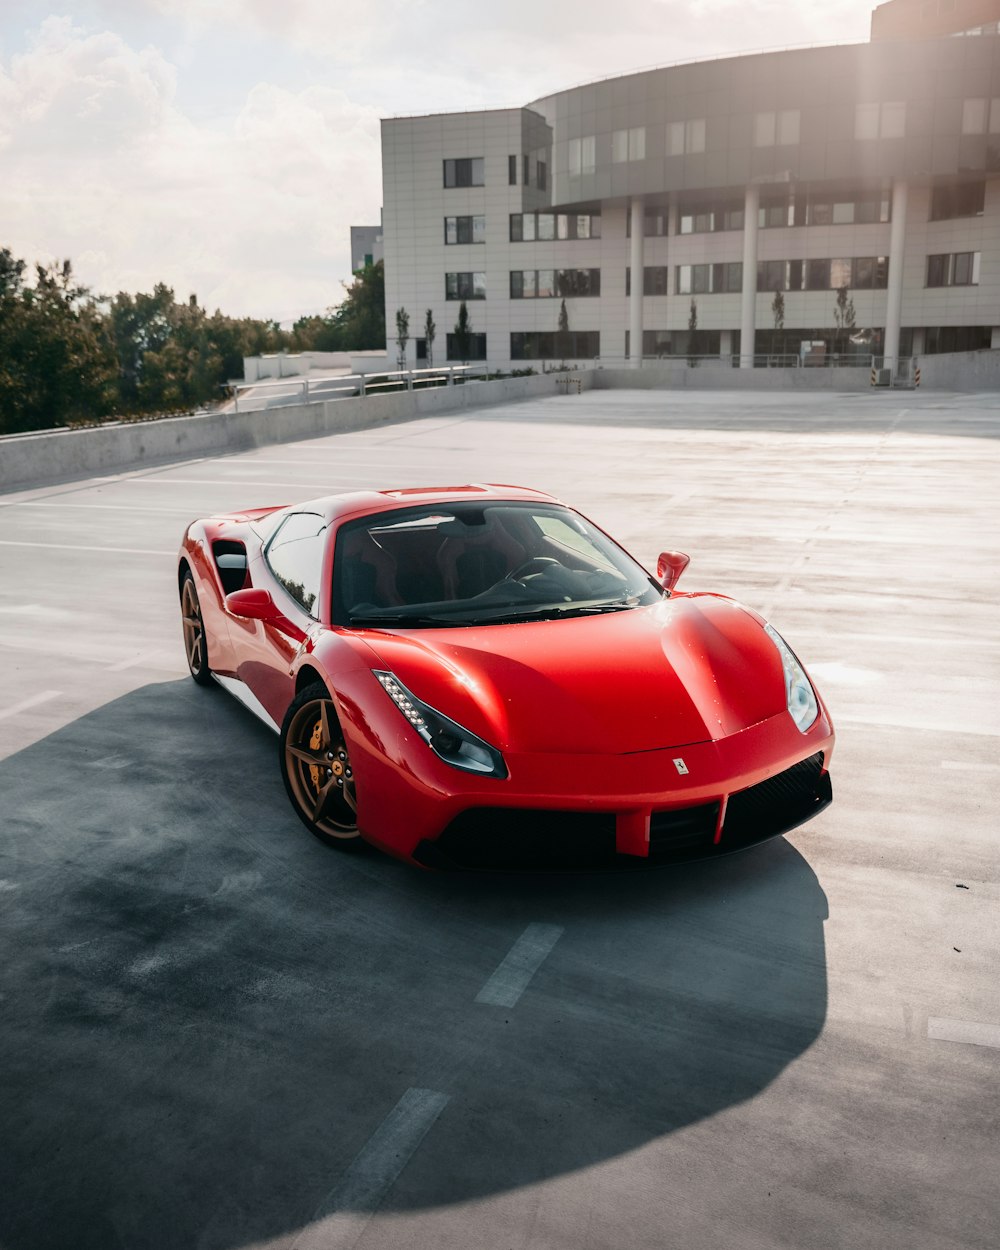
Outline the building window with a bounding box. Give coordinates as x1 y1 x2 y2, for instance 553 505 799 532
926 252 981 286
929 182 985 221
523 154 530 185
805 191 890 225
626 329 720 359
754 110 800 147
754 257 887 291
537 159 547 190
961 98 1000 133
759 198 794 228
625 266 670 296
508 154 517 185
856 101 906 139
510 331 600 360
510 213 601 241
675 262 742 294
568 135 596 176
446 332 487 361
667 118 706 155
678 200 743 233
510 269 600 298
443 157 485 188
626 208 669 237
612 127 646 162
444 215 486 244
445 272 486 300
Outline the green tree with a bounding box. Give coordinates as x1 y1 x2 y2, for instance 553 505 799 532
833 285 856 355
0 256 117 434
771 289 785 356
687 298 699 367
453 300 472 364
424 308 436 368
556 298 571 362
395 306 410 370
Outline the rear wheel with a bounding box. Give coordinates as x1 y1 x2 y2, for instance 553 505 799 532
280 683 362 850
180 570 213 686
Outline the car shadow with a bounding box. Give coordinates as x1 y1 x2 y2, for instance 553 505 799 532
0 679 828 1250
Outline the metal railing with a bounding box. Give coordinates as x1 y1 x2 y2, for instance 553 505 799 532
600 353 879 369
226 364 492 413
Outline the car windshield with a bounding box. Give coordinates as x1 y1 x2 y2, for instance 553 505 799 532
332 501 662 627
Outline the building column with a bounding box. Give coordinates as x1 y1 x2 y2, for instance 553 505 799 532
629 197 644 368
720 329 733 361
740 184 760 368
883 178 908 374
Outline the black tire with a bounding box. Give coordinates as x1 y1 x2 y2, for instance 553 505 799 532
279 682 363 850
180 569 214 687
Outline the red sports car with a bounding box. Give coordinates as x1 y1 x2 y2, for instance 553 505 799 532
177 484 833 869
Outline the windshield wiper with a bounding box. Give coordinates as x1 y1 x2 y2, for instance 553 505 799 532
349 613 479 628
473 599 640 624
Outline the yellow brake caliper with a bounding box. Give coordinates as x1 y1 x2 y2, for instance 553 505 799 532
309 718 323 791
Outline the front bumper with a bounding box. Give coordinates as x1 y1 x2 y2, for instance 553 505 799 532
416 750 831 870
341 687 834 868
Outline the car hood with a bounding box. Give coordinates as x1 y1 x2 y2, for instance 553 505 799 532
356 595 788 755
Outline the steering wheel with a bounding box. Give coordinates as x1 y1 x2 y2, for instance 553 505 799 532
503 556 562 583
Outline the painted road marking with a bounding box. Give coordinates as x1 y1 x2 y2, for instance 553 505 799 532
0 690 60 722
106 650 172 673
9 500 198 515
290 1088 449 1250
928 1017 1000 1049
834 714 1000 738
475 923 564 1008
0 540 174 556
940 760 1000 772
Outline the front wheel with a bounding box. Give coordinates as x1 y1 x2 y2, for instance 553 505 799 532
180 569 213 686
279 683 363 850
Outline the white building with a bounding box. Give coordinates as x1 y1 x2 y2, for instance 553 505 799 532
380 32 1000 372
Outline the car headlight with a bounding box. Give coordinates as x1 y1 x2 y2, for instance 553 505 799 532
764 624 819 733
373 671 508 778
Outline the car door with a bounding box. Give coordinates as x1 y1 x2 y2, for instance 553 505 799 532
233 511 328 726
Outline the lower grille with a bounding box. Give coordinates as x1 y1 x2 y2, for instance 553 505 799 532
415 753 831 872
721 751 830 850
425 808 618 871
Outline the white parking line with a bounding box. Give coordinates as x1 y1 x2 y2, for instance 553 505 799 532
9 501 198 516
0 540 174 556
129 478 369 489
290 1088 449 1250
0 690 61 722
475 923 564 1008
927 1017 1000 1049
940 761 1000 772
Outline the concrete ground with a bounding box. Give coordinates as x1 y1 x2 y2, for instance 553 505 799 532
0 389 997 1250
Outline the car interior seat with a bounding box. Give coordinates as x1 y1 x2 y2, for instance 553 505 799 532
339 529 402 609
436 513 526 600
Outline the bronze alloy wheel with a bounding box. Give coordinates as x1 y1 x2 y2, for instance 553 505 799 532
180 571 213 686
280 683 361 847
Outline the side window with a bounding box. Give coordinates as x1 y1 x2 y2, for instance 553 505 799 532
265 512 327 615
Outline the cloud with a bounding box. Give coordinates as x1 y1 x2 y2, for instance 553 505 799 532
0 17 382 319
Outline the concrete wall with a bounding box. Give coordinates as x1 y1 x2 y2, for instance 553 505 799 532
591 365 873 391
915 347 1000 389
0 372 578 495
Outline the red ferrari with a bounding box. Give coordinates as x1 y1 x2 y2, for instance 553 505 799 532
177 485 833 869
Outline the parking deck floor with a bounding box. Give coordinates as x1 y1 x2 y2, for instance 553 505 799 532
1 389 998 1250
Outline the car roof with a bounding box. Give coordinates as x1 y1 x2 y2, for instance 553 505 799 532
298 483 562 525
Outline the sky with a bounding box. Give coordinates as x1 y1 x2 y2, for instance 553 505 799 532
0 1 876 323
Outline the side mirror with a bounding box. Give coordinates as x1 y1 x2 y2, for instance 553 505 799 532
225 588 278 621
656 551 690 592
